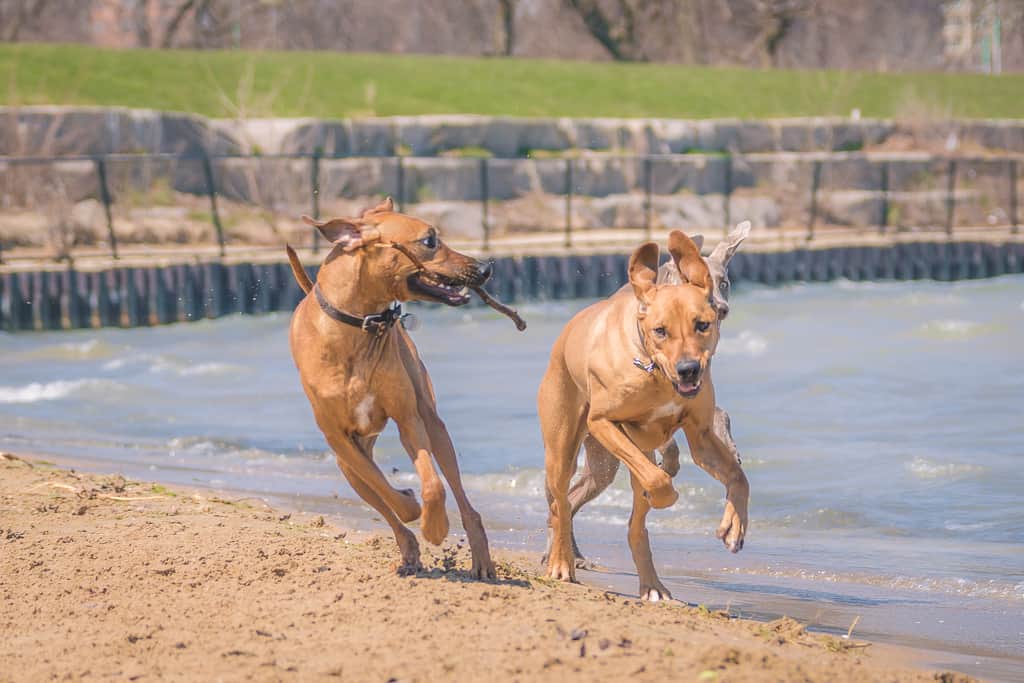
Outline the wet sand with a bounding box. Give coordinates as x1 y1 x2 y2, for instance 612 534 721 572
0 454 975 682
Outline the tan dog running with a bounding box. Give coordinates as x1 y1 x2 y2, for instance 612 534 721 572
561 223 750 566
538 231 749 599
288 198 495 578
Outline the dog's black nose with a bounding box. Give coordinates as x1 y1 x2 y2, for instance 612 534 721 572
717 301 730 320
477 260 494 283
676 360 700 382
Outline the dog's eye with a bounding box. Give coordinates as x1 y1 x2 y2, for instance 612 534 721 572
421 232 438 250
652 326 668 338
695 320 711 333
720 280 729 292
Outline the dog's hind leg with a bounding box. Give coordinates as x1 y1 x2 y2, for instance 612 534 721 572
657 438 682 477
557 436 621 567
334 457 420 572
324 432 422 524
627 467 672 602
539 365 588 583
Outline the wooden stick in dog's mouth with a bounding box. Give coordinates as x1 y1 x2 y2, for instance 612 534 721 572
472 286 527 331
386 242 525 331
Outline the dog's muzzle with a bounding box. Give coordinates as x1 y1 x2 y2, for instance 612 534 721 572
672 359 703 397
406 260 491 307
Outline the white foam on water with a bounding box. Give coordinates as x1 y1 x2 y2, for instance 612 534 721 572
462 469 547 498
718 329 767 357
58 339 101 356
0 378 118 404
716 565 1024 602
177 362 243 377
918 318 985 339
906 456 985 479
149 357 244 377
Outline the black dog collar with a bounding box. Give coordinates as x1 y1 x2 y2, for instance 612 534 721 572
313 284 402 336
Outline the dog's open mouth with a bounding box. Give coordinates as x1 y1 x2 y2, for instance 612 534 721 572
672 380 701 398
407 272 472 306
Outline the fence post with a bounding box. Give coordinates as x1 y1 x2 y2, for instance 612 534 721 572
310 148 322 254
564 158 573 249
94 156 119 260
723 154 733 237
395 156 405 212
945 158 957 237
480 157 491 252
1010 159 1019 235
200 152 226 258
807 159 822 241
643 157 653 241
878 161 890 234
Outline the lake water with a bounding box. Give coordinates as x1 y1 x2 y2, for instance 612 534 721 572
2 275 1022 680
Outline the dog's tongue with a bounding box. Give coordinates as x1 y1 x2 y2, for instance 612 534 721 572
471 286 527 331
675 380 700 395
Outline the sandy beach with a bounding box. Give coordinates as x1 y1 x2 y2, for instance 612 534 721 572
0 453 974 682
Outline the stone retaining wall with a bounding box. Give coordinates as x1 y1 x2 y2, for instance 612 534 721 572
4 106 1024 158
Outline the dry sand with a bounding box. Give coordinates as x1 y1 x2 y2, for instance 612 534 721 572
0 454 973 682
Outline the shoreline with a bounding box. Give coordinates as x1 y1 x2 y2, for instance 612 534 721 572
0 453 978 682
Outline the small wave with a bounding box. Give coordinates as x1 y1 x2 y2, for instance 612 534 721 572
18 339 119 361
718 330 767 357
104 354 243 377
150 357 245 377
165 436 330 465
906 457 985 479
462 469 547 498
918 319 985 339
716 565 1024 601
0 378 122 404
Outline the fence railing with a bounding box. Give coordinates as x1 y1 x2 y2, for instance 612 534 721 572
1 151 1021 265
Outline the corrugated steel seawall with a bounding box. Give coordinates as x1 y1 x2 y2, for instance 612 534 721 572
2 241 1023 332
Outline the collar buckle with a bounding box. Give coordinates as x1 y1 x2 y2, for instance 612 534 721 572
633 357 657 373
361 304 402 336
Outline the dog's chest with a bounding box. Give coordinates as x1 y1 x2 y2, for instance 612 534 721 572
335 377 387 436
352 393 379 434
646 399 683 423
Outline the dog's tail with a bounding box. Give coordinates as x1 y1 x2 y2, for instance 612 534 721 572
285 244 314 294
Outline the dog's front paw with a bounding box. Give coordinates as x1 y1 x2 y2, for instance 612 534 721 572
419 493 449 546
395 529 421 574
471 555 496 581
639 581 673 602
715 498 747 553
546 555 576 583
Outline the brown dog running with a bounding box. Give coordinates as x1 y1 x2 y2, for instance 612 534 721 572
538 231 749 600
287 198 495 578
559 222 750 566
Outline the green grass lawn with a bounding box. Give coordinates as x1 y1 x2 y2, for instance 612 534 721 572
2 43 1022 120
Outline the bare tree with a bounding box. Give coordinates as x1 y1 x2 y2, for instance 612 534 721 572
1 0 50 41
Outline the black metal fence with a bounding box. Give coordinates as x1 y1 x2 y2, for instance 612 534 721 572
1 151 1022 264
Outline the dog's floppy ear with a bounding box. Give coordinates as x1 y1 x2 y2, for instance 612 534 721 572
667 230 713 292
302 215 377 252
628 241 660 305
709 220 751 267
